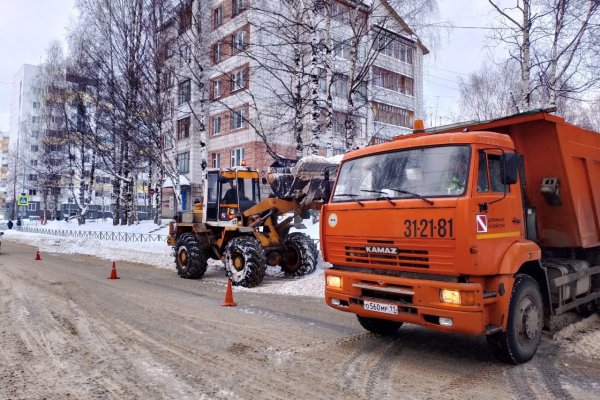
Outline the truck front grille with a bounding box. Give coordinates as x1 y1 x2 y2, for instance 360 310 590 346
345 245 430 268
327 237 455 273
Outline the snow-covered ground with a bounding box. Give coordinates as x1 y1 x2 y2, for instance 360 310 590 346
3 218 327 298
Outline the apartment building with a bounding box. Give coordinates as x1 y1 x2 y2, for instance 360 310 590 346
0 131 9 215
8 64 118 220
160 0 426 214
8 64 43 219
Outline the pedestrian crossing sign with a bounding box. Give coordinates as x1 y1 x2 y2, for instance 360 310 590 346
17 195 29 207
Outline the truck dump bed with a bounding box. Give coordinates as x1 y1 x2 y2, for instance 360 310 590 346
431 111 600 249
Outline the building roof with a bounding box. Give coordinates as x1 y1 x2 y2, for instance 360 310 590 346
379 0 429 55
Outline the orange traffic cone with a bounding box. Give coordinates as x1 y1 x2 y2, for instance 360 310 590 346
35 250 42 261
221 278 237 307
107 261 120 280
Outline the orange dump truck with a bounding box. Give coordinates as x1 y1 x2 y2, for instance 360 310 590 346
322 110 600 364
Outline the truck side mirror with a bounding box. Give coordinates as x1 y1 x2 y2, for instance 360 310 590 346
501 153 519 185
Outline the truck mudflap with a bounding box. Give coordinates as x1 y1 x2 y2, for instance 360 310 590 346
325 270 495 336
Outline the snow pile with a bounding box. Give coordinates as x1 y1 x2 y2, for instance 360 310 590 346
553 314 600 359
239 263 328 298
4 229 174 269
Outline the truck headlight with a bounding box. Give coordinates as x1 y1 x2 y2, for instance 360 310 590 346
440 289 475 306
326 275 342 289
440 289 461 305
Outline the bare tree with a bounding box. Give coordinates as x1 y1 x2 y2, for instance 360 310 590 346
35 41 70 221
74 0 150 225
488 0 600 111
458 61 520 120
536 0 600 106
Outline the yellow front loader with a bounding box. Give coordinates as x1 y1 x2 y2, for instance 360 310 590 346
167 158 337 287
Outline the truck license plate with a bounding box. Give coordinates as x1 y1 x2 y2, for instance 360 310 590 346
363 300 398 315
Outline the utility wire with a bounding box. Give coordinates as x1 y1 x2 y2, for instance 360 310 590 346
431 24 510 30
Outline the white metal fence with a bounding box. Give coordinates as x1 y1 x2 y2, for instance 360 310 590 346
1 225 167 242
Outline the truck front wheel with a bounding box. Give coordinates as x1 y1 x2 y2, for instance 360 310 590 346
224 236 266 288
486 275 543 364
357 315 403 335
175 233 209 279
281 232 318 277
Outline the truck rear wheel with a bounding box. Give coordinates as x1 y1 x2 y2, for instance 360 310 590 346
357 315 403 335
281 232 318 277
175 233 208 279
486 275 543 364
224 236 266 288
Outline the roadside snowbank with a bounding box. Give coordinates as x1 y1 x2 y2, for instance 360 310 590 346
4 229 174 269
554 314 600 359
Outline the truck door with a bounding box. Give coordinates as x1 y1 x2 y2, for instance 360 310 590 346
473 149 524 274
205 172 219 221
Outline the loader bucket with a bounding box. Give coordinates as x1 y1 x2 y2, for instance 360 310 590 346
268 157 338 207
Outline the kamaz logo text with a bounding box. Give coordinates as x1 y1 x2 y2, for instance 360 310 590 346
365 246 398 254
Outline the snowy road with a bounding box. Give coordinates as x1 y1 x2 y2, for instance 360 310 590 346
1 240 598 400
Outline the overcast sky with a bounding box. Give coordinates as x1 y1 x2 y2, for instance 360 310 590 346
0 0 501 133
0 0 77 133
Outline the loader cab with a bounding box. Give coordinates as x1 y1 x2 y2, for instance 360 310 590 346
204 168 261 223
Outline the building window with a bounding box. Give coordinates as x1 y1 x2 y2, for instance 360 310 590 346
31 159 38 167
177 116 191 139
332 2 349 23
232 0 245 16
213 116 222 135
231 147 244 167
178 79 191 105
375 35 414 65
213 80 222 99
33 101 39 108
232 30 246 53
31 145 38 152
212 152 221 168
29 174 38 181
332 113 346 135
180 44 192 67
231 109 245 130
333 40 351 60
231 69 246 92
163 133 174 149
28 203 37 211
162 71 173 89
177 151 190 173
214 42 223 63
213 6 223 27
372 67 414 96
28 189 37 196
372 102 414 128
332 74 349 98
178 4 192 34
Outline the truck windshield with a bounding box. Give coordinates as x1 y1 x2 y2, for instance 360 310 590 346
332 145 470 202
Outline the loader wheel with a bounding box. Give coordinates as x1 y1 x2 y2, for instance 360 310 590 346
224 236 266 288
357 316 403 335
281 232 318 277
486 275 543 364
175 233 208 279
